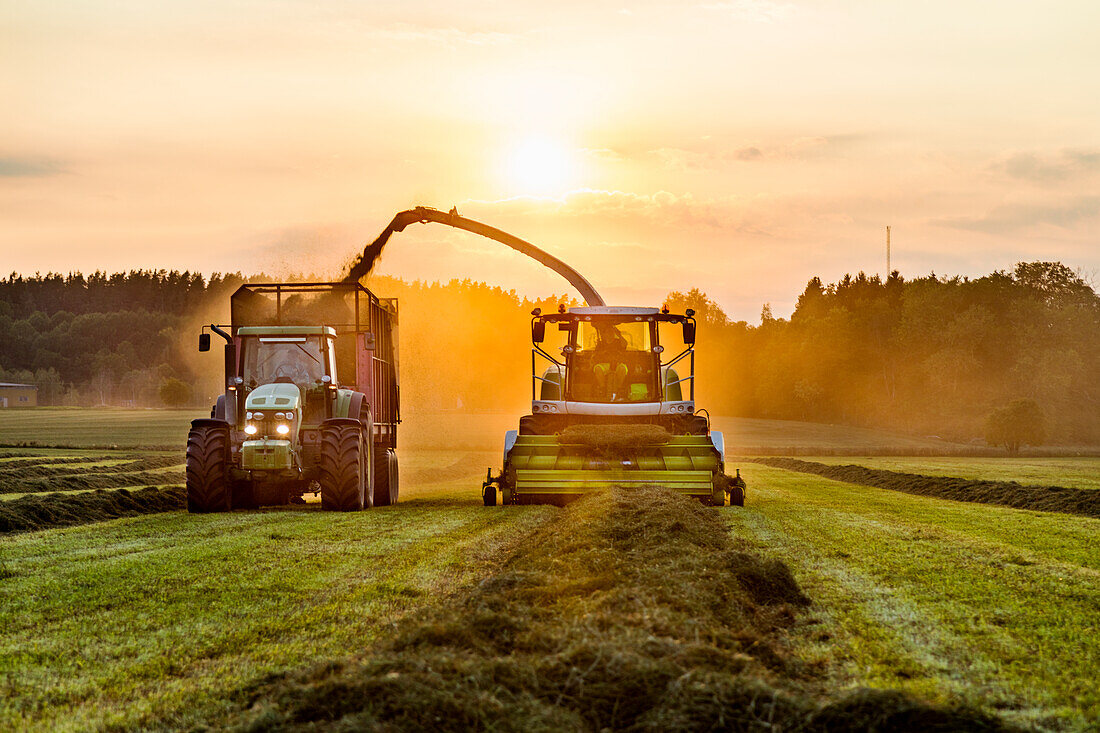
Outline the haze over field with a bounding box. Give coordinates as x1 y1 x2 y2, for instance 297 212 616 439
3 1 1100 319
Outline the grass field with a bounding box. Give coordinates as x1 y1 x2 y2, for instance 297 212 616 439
0 407 982 453
725 464 1100 731
808 455 1100 491
0 457 551 731
2 412 1099 730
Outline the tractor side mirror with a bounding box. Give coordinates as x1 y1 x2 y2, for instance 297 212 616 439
532 319 546 343
198 333 211 352
682 321 696 345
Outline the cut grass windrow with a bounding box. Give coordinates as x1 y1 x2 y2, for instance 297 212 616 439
0 467 185 495
0 486 185 533
752 457 1100 518
0 454 181 480
214 486 1008 732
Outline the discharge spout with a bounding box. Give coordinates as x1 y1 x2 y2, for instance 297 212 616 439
345 206 605 307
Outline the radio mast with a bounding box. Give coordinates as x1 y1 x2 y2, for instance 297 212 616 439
886 225 891 277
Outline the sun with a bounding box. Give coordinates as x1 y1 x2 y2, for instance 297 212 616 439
502 135 576 194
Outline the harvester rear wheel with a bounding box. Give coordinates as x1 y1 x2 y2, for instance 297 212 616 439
372 445 398 506
319 424 368 511
186 424 232 513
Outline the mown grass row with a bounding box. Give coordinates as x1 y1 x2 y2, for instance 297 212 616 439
752 457 1100 517
0 488 553 732
0 486 185 533
807 455 1100 491
725 465 1100 730
209 486 1007 732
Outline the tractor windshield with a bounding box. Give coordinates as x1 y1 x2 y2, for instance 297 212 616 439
242 336 328 389
567 319 659 403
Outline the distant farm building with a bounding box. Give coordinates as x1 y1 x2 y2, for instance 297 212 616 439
0 383 37 407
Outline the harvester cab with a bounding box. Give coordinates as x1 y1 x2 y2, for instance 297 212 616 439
187 282 399 513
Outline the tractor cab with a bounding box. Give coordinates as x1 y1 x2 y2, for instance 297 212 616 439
237 327 338 425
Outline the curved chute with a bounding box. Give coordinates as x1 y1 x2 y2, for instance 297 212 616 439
345 206 605 307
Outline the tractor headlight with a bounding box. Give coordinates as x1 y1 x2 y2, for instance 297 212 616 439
244 424 258 435
276 424 290 435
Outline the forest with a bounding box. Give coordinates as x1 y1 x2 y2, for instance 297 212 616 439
1 261 1097 443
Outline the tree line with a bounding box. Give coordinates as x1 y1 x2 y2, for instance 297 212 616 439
1 263 1096 445
668 261 1100 445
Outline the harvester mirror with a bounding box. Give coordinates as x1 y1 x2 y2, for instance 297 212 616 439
532 319 546 343
198 333 211 352
682 320 696 344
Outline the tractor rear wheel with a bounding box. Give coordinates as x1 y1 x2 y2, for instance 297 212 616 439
372 446 398 506
186 424 232 513
319 424 368 511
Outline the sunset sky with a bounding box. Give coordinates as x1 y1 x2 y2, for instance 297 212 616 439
3 0 1098 319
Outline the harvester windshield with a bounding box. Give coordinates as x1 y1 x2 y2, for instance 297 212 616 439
569 319 658 403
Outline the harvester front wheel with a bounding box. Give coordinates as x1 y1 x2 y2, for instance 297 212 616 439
372 446 398 506
186 423 232 513
319 423 368 511
729 482 745 507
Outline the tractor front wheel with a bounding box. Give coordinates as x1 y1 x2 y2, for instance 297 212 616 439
186 424 232 513
319 424 368 511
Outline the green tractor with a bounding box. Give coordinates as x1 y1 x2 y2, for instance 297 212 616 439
187 282 399 512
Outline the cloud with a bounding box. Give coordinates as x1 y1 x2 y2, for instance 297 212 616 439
460 189 740 229
0 156 66 177
699 0 796 22
996 149 1100 183
932 196 1100 234
646 135 838 170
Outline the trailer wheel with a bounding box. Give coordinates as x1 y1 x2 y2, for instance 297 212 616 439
388 451 399 504
319 424 367 511
372 445 398 506
186 424 232 513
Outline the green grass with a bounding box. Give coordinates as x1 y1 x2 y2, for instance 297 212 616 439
0 463 554 731
0 408 204 448
4 415 1098 730
808 455 1100 491
724 464 1100 731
